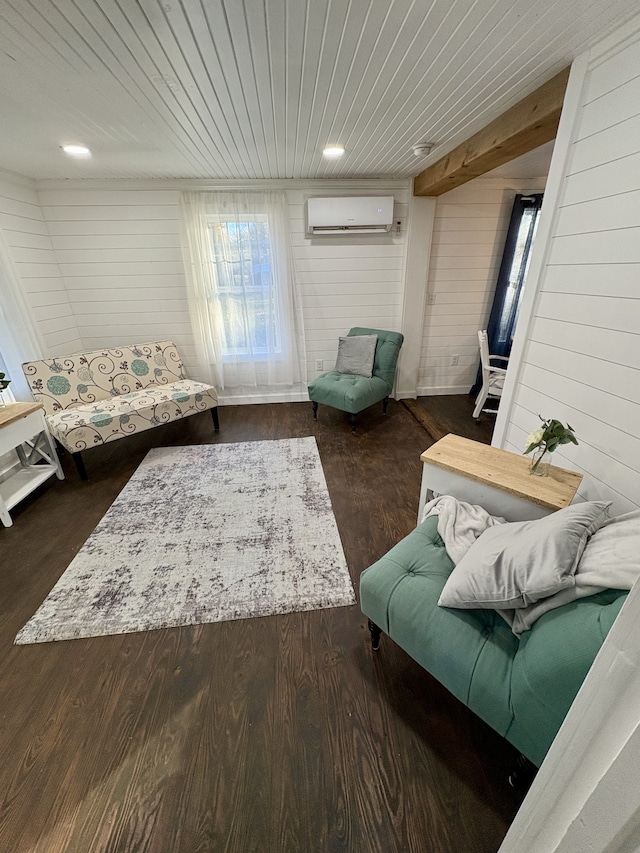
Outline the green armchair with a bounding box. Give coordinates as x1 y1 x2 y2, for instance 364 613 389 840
308 327 404 431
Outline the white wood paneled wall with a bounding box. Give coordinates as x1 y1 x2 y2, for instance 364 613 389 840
499 20 640 853
35 180 409 398
498 25 640 514
37 186 192 361
292 186 409 382
418 176 546 395
0 171 80 357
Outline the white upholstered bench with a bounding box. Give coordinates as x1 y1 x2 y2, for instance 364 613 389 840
22 340 219 479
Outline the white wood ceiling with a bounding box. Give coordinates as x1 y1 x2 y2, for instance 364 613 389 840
0 0 637 181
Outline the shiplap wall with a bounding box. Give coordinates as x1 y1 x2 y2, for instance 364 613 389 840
35 180 409 401
291 187 409 383
0 171 80 358
36 186 192 361
418 176 546 395
498 27 640 514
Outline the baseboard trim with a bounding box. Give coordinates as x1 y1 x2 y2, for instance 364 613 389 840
217 391 309 406
416 385 472 396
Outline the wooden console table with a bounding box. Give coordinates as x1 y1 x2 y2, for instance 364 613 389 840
0 402 64 528
418 434 583 523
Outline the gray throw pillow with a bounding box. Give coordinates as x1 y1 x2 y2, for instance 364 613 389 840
334 335 378 378
438 501 611 610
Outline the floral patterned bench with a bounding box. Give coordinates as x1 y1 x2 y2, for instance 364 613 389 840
22 340 219 479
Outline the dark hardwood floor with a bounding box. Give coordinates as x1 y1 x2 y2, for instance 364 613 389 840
407 393 496 445
0 397 522 852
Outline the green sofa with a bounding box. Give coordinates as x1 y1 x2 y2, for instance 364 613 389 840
360 515 627 767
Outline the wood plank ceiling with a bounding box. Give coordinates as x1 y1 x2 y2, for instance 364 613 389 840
0 0 638 181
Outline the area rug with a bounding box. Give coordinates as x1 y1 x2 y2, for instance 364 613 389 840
15 437 355 644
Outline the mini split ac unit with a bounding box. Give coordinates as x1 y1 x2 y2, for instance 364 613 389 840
306 196 394 235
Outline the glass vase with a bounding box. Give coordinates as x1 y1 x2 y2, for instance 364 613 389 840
529 447 551 477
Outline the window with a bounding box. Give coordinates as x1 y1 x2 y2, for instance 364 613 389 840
471 193 543 397
180 191 306 394
496 198 542 349
487 193 543 357
209 214 282 358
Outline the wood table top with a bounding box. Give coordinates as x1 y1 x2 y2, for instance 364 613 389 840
0 401 44 429
420 433 584 512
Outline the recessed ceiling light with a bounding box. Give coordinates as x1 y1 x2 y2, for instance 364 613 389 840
62 144 91 157
323 146 345 159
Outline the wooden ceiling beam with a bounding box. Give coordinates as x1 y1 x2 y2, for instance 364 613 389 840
413 67 570 197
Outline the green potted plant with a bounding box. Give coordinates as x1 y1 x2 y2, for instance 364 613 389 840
524 416 578 476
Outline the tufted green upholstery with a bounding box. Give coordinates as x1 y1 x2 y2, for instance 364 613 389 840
360 515 627 767
308 327 404 426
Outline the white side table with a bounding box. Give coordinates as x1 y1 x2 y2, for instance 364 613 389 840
0 402 64 528
418 434 583 523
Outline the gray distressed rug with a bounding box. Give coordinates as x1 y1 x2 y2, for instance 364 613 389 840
16 437 355 644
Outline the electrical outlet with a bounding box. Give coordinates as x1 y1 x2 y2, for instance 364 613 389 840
450 354 459 366
427 293 436 305
315 359 324 372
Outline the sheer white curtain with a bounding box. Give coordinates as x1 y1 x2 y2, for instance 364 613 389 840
0 225 45 400
180 191 306 399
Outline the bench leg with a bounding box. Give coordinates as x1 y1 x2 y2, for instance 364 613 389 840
382 396 389 415
368 619 382 651
312 401 318 420
210 407 220 431
350 413 357 433
508 754 537 790
72 451 88 481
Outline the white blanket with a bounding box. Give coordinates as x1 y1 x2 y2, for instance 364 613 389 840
422 497 640 634
421 494 506 564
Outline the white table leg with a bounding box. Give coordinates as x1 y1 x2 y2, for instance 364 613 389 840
15 444 29 467
0 407 65 527
0 499 12 527
39 428 64 480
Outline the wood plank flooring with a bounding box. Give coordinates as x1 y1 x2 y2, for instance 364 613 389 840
0 398 523 852
408 394 496 445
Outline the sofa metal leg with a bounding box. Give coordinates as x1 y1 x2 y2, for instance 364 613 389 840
368 619 382 651
312 401 318 420
350 413 357 433
72 451 89 481
382 396 389 415
210 407 220 431
508 754 537 790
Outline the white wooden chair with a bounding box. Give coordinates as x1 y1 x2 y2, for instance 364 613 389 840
472 330 509 420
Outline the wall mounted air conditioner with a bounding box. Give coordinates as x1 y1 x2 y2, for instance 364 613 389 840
306 196 394 235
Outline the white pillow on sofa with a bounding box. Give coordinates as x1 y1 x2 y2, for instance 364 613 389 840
509 508 640 633
438 501 611 611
